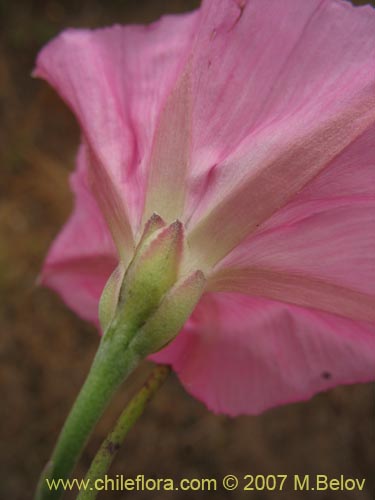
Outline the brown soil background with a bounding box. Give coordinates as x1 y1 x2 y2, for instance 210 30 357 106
1 1 374 499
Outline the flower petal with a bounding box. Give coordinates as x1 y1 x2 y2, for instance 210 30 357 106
208 122 375 322
151 292 375 415
184 0 375 267
35 12 199 255
40 146 117 325
42 255 116 327
143 71 193 223
208 202 375 322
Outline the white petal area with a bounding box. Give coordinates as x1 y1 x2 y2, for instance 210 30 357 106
143 71 193 223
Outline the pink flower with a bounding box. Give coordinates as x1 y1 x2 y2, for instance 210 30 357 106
35 0 375 416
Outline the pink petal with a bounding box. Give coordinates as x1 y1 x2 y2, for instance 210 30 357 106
291 122 375 202
208 122 375 323
34 12 199 256
151 292 375 416
184 0 375 267
42 255 116 327
40 146 117 325
209 204 375 322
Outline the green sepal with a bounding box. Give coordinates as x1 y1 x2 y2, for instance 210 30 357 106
98 213 166 334
113 220 184 332
98 263 125 334
131 270 206 356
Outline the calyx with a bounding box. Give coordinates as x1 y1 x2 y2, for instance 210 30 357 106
98 214 205 356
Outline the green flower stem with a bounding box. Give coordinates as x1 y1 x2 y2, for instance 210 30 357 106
77 364 171 500
35 322 141 500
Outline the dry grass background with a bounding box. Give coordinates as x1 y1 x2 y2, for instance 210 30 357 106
1 1 374 499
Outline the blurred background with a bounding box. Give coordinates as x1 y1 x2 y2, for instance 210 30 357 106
1 0 374 499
